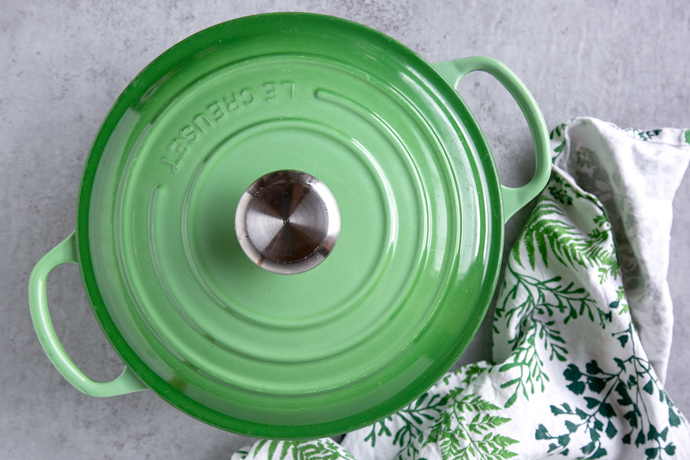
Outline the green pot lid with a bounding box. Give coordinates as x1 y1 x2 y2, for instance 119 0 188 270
77 13 503 439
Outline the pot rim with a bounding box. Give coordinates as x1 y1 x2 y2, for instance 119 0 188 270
73 12 505 439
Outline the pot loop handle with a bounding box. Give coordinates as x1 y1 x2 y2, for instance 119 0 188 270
432 57 551 222
29 232 148 397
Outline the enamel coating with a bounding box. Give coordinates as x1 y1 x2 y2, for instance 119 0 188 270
28 13 550 439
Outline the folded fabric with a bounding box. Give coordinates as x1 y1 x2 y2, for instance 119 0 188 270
232 118 690 460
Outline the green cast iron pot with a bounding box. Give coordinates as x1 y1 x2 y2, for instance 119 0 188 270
29 13 551 440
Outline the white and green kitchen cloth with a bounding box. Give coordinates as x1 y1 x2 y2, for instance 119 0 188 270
232 118 690 460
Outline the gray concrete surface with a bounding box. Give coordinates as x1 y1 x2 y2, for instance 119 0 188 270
1 1 688 458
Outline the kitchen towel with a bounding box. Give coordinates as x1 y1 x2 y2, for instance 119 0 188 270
232 118 690 460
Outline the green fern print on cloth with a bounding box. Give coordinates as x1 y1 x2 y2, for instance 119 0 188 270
233 119 690 460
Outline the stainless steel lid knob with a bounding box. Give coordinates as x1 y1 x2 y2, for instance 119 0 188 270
235 170 340 275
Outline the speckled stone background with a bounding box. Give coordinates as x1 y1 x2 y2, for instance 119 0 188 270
2 1 689 459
